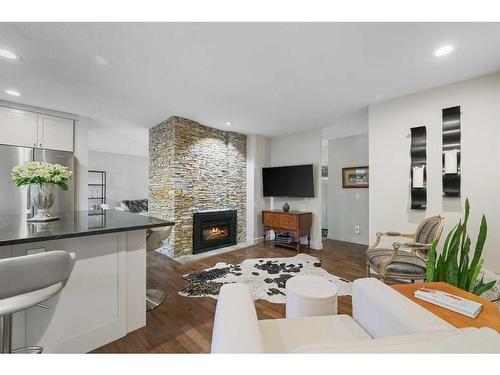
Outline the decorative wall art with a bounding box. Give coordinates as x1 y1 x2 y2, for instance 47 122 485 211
442 106 461 197
410 126 427 210
342 166 369 188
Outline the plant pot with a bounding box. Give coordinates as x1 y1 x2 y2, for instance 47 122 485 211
27 183 59 222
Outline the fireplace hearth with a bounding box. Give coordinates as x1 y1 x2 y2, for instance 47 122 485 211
193 210 237 254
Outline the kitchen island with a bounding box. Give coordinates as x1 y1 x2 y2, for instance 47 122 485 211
0 210 174 353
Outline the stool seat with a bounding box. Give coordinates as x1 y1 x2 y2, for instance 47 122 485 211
0 283 63 316
286 275 338 319
0 251 75 354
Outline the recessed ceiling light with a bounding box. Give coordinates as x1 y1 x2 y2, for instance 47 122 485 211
95 55 110 66
0 49 18 60
434 45 454 57
225 121 232 126
5 89 21 97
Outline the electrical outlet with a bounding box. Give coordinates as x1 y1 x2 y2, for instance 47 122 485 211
355 193 360 200
354 226 360 234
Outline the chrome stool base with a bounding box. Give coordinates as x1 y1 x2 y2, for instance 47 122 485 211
12 346 43 354
146 289 166 312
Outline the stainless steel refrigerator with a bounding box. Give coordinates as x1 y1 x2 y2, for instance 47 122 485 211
0 144 75 215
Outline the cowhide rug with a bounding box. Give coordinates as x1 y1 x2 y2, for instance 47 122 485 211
178 254 352 303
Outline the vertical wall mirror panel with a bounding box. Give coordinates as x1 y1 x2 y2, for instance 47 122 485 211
410 126 427 210
442 106 461 197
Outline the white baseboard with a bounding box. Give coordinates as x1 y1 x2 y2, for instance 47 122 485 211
326 235 368 246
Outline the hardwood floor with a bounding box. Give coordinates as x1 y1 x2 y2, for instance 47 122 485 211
93 239 368 353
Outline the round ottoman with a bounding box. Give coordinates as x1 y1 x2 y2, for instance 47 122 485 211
286 275 338 318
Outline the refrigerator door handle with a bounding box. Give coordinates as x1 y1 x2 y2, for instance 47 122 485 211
26 184 31 213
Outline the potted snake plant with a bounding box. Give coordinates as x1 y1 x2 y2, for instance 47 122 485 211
426 198 495 296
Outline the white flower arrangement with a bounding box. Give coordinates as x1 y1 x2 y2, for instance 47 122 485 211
11 162 73 191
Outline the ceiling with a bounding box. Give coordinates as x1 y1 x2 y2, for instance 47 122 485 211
1 23 500 137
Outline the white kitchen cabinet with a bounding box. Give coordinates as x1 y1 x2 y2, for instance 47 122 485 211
0 106 38 148
38 114 74 152
0 106 74 151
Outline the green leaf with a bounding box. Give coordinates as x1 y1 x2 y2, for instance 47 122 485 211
468 258 484 292
473 280 496 296
426 240 438 282
458 253 469 290
466 214 487 290
441 224 458 261
458 237 470 286
445 221 462 283
437 224 457 281
448 257 459 286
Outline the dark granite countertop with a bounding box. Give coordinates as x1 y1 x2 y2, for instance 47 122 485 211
0 210 174 246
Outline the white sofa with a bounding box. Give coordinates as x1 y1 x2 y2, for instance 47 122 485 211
211 278 500 353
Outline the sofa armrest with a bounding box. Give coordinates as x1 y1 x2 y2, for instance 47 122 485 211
352 278 454 338
211 283 264 353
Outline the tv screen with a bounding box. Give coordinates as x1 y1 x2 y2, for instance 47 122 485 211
262 164 315 197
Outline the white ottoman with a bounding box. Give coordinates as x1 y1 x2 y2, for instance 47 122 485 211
286 275 338 318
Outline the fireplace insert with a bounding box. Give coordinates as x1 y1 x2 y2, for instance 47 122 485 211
193 210 237 254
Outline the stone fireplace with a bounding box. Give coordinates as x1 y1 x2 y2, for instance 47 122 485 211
149 116 247 258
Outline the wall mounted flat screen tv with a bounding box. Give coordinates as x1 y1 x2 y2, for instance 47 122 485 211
262 164 314 197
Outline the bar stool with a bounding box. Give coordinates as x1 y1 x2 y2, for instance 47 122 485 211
146 226 172 311
0 251 76 353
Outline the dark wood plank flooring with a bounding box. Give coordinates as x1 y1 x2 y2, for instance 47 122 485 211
93 239 367 353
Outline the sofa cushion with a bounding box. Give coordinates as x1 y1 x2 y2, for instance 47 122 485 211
258 314 371 353
292 327 500 353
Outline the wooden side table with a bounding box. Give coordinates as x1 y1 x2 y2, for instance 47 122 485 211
262 210 312 252
392 282 500 332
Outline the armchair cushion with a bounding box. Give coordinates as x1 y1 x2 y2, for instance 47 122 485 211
366 248 427 277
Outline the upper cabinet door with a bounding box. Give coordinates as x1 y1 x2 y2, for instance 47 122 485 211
38 114 74 152
0 106 38 147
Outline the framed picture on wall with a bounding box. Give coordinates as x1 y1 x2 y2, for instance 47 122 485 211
342 166 369 188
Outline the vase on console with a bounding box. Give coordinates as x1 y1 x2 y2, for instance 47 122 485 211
283 202 290 212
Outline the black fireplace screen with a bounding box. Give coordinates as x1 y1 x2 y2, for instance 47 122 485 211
193 210 237 254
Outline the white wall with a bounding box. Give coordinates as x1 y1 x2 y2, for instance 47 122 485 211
87 119 148 157
246 135 271 243
369 72 500 272
322 108 368 140
88 151 149 208
328 134 369 245
269 129 323 249
74 117 89 210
